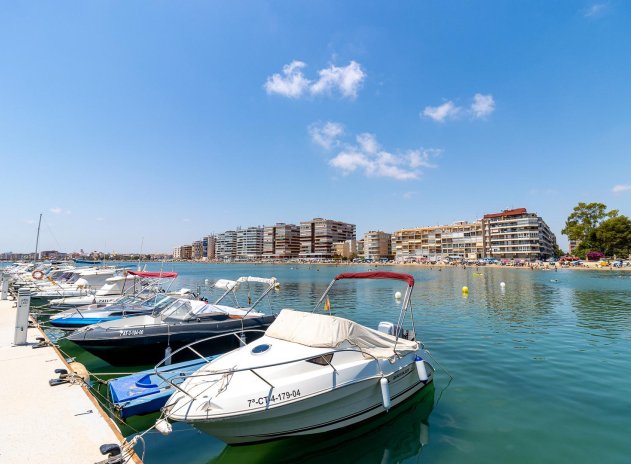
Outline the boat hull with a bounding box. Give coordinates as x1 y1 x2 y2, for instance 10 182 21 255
186 363 433 444
67 315 276 365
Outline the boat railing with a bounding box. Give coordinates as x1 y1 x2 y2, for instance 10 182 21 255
154 331 385 401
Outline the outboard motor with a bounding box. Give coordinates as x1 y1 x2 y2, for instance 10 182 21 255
378 321 411 340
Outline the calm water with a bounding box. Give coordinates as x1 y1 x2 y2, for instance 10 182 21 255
36 263 631 463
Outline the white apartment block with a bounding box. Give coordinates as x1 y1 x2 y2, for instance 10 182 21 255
215 231 237 260
236 226 263 259
482 208 556 260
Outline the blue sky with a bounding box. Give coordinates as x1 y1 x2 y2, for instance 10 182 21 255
1 1 630 253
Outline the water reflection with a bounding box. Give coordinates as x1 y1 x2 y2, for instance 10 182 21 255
209 384 435 464
571 288 631 335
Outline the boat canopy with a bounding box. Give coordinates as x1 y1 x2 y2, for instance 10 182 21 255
334 271 414 287
266 309 418 359
213 279 239 290
127 271 178 279
236 276 278 285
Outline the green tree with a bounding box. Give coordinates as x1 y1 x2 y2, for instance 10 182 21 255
562 202 618 253
593 215 631 258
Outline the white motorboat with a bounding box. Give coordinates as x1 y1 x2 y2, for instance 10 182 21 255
29 268 120 303
161 271 434 445
47 270 178 309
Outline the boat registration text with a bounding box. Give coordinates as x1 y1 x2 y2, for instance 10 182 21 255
119 329 144 336
248 390 301 407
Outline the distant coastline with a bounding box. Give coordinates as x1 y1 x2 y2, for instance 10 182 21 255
163 260 631 272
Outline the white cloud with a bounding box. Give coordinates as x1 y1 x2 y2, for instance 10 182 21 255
471 93 495 118
22 219 35 225
356 133 379 154
422 93 496 122
402 191 417 200
422 101 460 122
309 121 344 149
96 217 105 222
265 60 366 100
182 218 191 223
310 61 366 99
612 184 631 193
584 3 608 17
264 61 310 98
50 207 62 214
316 127 441 181
408 149 440 169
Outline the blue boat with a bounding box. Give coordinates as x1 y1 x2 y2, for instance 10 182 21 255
73 259 103 265
108 357 216 418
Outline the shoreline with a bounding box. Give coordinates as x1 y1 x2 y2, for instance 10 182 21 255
168 260 631 272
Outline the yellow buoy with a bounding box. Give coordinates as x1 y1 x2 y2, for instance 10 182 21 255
462 286 469 293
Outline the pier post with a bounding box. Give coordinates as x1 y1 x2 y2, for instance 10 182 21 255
1 273 8 300
14 288 31 345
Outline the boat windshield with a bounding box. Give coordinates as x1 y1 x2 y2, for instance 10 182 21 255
159 300 193 321
146 296 176 312
116 296 138 305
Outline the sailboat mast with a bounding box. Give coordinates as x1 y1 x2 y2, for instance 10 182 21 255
34 213 42 262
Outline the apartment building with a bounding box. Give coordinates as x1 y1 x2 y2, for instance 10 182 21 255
215 230 237 260
173 244 192 260
236 226 263 259
299 218 356 259
263 223 301 258
333 239 359 259
568 239 580 255
191 240 204 260
482 208 556 260
363 231 392 260
392 221 484 261
205 235 216 260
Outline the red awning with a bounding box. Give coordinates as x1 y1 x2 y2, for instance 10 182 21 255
335 271 414 287
127 271 178 278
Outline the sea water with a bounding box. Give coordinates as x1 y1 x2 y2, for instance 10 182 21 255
48 263 631 463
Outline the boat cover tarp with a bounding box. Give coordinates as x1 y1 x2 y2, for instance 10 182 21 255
266 309 418 359
127 271 178 278
335 271 414 287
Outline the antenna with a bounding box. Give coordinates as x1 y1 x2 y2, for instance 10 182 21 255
34 213 42 262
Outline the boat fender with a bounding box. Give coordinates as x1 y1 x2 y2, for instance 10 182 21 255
155 419 172 436
415 356 428 382
380 377 391 411
164 346 172 366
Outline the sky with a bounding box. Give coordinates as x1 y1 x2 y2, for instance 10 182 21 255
1 1 630 253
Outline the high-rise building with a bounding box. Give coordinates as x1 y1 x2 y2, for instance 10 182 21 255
482 208 556 260
205 235 217 260
363 231 392 260
215 231 237 260
191 240 204 260
263 223 301 258
299 218 356 259
236 226 263 259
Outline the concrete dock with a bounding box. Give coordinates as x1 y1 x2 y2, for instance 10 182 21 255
0 298 141 463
